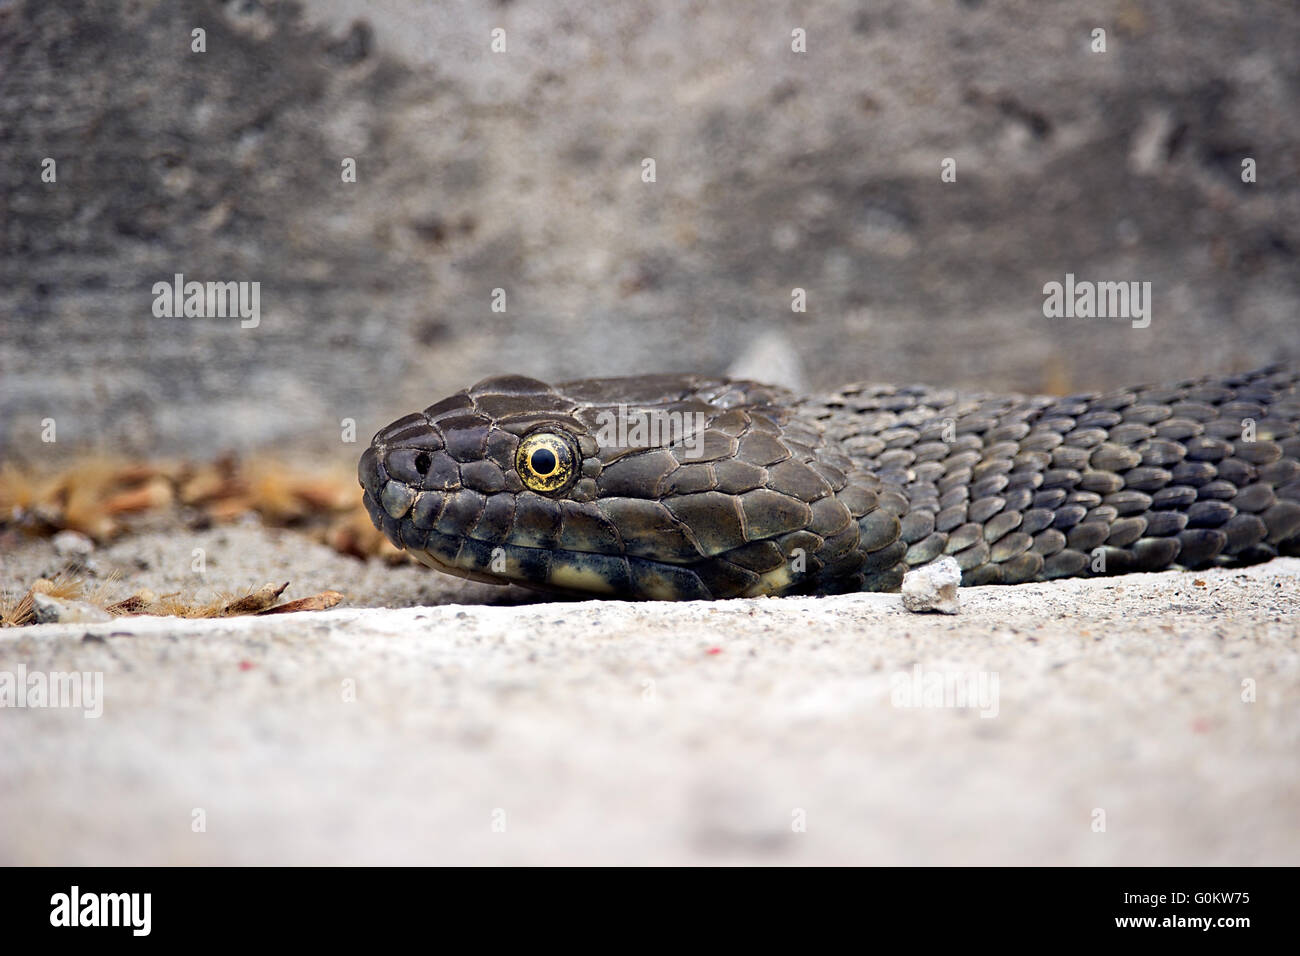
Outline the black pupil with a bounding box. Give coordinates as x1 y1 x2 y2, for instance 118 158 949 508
414 452 432 475
531 448 557 475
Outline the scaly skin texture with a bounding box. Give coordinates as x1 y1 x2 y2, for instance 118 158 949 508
359 366 1300 600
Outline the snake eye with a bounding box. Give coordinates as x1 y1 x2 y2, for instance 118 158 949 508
516 431 577 493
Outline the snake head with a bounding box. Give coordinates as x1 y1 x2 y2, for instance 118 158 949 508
360 374 889 599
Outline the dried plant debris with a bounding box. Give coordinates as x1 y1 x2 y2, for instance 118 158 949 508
0 455 404 562
256 590 345 615
217 582 290 616
0 575 346 628
104 591 155 615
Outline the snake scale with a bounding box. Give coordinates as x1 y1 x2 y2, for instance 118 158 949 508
359 365 1300 600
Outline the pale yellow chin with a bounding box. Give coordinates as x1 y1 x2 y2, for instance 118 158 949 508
409 548 510 586
546 562 621 596
411 540 800 599
409 542 618 595
743 564 797 597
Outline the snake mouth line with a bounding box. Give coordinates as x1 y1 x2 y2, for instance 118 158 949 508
361 485 627 595
361 485 798 601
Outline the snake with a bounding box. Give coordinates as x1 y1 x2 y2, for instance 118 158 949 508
358 365 1300 600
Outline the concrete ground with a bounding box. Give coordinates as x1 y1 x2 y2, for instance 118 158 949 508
1 527 1296 865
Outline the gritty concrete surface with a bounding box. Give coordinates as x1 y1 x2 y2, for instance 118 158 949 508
1 523 1296 865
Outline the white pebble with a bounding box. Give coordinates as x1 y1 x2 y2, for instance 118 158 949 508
32 592 113 624
901 556 962 614
52 529 95 559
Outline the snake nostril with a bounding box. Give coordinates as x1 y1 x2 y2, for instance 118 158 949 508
415 451 432 476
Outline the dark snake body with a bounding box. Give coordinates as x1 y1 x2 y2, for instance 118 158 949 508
359 365 1300 600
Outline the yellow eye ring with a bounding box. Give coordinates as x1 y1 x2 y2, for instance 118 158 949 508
515 431 577 493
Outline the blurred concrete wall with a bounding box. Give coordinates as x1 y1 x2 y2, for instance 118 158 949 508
2 0 1297 458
